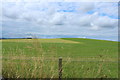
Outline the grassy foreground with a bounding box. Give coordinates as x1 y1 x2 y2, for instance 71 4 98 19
2 38 118 78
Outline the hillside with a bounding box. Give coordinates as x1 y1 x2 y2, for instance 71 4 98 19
2 38 118 78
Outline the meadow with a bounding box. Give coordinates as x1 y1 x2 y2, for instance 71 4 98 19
1 38 118 78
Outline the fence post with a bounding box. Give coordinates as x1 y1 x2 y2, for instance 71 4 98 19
59 57 62 80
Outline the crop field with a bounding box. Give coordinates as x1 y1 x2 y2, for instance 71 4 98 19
2 38 118 78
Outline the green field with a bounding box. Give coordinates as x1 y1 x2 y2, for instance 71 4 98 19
2 38 118 78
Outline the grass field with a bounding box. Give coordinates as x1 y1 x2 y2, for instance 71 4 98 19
2 38 118 78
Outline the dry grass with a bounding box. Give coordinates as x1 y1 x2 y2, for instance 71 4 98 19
2 38 71 78
1 39 81 44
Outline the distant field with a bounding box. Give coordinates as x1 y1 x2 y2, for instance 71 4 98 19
1 38 80 43
2 38 118 78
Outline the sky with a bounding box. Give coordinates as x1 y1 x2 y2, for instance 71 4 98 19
1 0 119 41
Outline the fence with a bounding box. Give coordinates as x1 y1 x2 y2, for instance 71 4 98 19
2 56 118 79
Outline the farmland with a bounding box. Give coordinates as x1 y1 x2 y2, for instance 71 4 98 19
2 38 118 78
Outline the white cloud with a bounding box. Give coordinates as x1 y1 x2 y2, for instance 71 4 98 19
49 12 65 25
77 2 95 13
2 2 117 30
95 2 118 18
2 0 119 2
92 16 118 28
1 1 118 40
90 23 100 30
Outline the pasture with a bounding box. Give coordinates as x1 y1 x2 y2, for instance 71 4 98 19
2 38 118 78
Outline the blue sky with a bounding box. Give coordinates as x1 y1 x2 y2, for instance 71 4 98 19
1 1 119 41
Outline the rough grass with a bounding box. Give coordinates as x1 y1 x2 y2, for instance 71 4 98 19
2 38 118 78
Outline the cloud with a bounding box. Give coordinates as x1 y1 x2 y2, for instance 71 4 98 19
49 12 66 25
95 2 118 18
2 2 118 30
90 23 100 30
1 1 118 41
63 12 117 30
92 16 118 28
77 2 95 13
